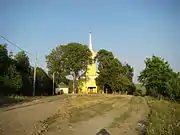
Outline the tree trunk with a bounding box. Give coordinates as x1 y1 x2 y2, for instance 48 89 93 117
102 90 104 94
72 74 75 94
102 85 104 94
74 73 79 94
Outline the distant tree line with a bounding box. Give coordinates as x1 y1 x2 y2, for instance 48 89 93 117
46 43 180 101
1 42 179 101
0 44 53 96
46 43 136 94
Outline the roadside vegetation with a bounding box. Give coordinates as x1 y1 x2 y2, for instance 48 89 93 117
146 97 180 135
0 44 53 97
138 55 180 101
136 55 180 135
0 95 35 107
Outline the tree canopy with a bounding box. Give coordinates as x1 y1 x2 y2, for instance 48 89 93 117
46 42 92 93
95 49 135 94
0 44 53 96
138 55 180 100
2 42 179 101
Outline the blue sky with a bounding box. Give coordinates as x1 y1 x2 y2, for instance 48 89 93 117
0 0 180 83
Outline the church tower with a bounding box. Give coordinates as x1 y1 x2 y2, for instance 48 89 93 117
79 32 98 93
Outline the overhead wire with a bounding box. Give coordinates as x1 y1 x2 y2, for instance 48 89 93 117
1 35 47 71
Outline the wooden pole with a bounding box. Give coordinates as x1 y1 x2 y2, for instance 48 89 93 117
33 53 37 96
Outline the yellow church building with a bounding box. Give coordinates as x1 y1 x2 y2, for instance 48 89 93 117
79 32 98 94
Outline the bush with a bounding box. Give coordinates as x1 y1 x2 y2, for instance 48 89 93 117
134 89 142 96
146 97 180 135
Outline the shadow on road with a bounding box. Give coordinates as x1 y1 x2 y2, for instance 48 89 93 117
96 129 111 135
0 96 31 108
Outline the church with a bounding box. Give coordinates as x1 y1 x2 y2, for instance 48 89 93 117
79 32 98 93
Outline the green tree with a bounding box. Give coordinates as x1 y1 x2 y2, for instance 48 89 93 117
6 64 22 94
0 45 24 95
46 42 92 93
0 44 9 76
96 49 135 94
15 51 32 95
95 49 114 92
0 44 54 96
35 67 53 95
138 55 176 99
15 51 30 73
167 72 180 100
123 63 134 81
0 44 11 95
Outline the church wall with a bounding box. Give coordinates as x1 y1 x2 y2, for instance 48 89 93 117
79 78 98 93
78 32 98 94
86 62 96 76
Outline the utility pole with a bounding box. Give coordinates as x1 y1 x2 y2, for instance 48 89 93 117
72 72 75 94
72 78 74 94
33 53 37 96
52 72 55 95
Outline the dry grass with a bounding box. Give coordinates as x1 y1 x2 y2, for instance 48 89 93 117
34 94 117 135
0 95 40 107
109 96 143 128
146 97 180 135
69 98 117 123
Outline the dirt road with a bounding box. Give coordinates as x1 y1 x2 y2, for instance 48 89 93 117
0 95 149 135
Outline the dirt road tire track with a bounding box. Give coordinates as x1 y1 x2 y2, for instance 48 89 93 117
42 95 133 135
0 95 73 135
0 95 149 135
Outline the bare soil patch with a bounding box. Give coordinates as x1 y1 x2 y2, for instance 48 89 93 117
0 95 150 135
0 95 72 135
42 95 133 135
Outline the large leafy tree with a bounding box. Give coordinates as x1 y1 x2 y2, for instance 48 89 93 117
6 64 22 94
15 51 31 73
14 51 33 95
167 72 180 100
35 67 53 95
123 63 134 81
0 44 9 76
46 42 92 93
95 49 114 92
0 45 23 95
138 55 179 100
0 44 54 96
96 49 135 94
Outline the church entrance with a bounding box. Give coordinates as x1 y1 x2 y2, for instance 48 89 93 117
87 87 96 94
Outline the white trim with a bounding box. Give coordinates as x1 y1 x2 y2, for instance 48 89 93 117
87 76 97 79
80 75 97 79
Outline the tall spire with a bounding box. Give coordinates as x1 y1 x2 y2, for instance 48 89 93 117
89 31 93 50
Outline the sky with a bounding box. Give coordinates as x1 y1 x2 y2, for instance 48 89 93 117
0 0 180 83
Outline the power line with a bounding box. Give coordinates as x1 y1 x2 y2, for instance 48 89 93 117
1 36 39 96
1 36 46 68
1 36 33 56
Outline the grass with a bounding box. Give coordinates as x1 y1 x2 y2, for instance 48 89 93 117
109 97 139 128
0 95 36 107
0 94 70 108
146 97 180 135
69 95 122 123
109 107 132 128
69 100 115 123
109 96 142 128
35 95 116 135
